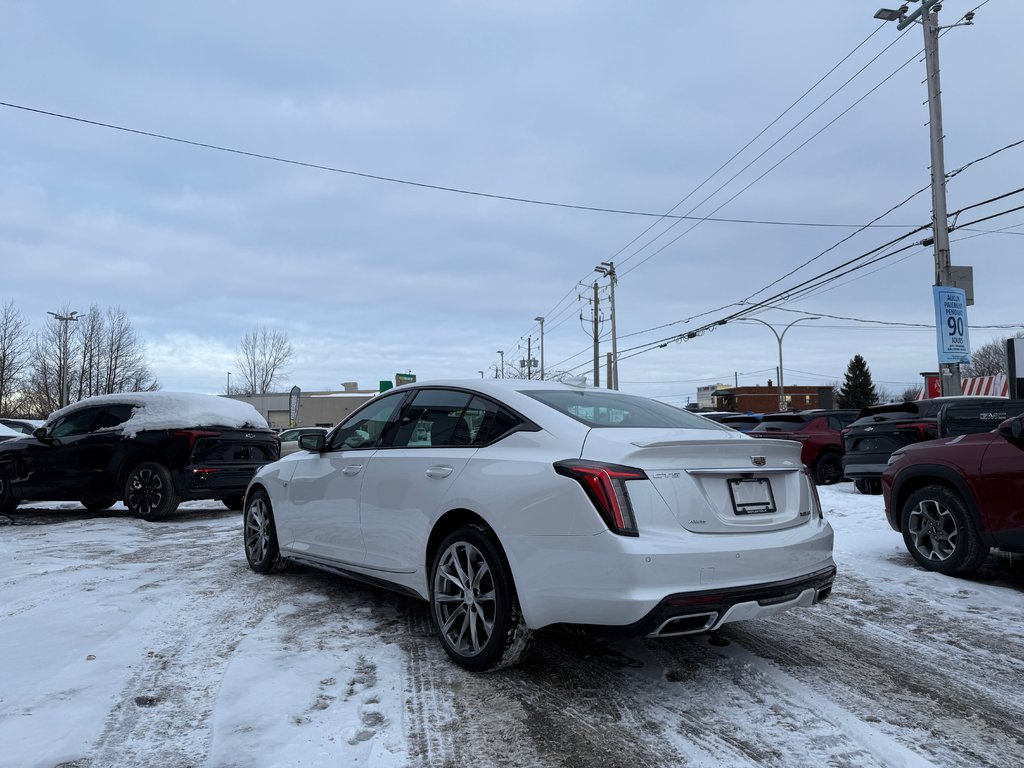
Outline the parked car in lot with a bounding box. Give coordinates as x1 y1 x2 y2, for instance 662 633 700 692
719 414 763 433
0 418 44 435
278 426 330 456
843 397 1021 495
0 423 23 443
881 410 1024 575
0 392 279 520
747 410 859 485
243 379 835 670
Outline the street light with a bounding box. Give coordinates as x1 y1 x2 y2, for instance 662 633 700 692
745 317 820 411
478 370 484 379
496 350 504 378
47 310 79 408
227 371 232 395
534 316 545 380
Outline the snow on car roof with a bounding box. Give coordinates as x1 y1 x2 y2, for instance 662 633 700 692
45 392 270 437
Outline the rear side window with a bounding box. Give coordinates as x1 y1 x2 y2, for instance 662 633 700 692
465 396 526 445
525 389 725 430
392 390 474 448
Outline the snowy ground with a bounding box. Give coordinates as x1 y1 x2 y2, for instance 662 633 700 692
2 485 1022 768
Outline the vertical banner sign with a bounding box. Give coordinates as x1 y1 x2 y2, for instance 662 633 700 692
932 286 971 365
288 386 300 428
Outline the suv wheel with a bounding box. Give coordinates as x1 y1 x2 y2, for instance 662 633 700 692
430 525 532 671
81 496 118 512
854 479 882 495
812 452 843 485
124 462 180 521
900 485 989 575
0 470 17 516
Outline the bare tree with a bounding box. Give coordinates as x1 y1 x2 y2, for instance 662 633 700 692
962 332 1024 377
0 300 31 416
900 385 921 401
234 326 294 395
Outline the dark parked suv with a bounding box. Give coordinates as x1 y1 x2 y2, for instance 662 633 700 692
747 409 859 485
0 392 280 520
842 397 1022 495
881 410 1024 575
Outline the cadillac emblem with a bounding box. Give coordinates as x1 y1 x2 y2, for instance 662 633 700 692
751 456 767 466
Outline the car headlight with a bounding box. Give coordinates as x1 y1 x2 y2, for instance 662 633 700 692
886 451 907 467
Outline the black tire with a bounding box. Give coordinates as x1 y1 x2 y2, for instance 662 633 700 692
900 484 989 575
812 452 843 486
243 490 288 574
124 462 179 521
855 478 883 495
222 496 244 511
81 496 118 512
0 469 18 516
429 524 532 671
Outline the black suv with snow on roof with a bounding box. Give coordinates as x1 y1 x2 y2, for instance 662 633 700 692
841 396 1024 494
0 392 279 520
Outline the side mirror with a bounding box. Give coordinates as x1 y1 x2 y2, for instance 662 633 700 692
33 427 49 441
997 415 1024 441
298 433 325 452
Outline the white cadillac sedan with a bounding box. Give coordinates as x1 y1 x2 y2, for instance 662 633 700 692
243 379 835 671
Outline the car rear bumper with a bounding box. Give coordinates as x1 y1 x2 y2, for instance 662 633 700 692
173 464 263 500
504 522 836 631
841 461 889 480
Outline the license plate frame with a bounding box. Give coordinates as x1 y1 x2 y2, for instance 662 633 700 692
728 477 776 515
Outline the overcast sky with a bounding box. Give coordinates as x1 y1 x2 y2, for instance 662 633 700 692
3 1 1021 406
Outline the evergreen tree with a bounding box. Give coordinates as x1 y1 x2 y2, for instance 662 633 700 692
837 355 879 409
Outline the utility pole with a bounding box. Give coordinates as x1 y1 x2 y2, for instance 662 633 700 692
595 262 618 389
526 337 533 380
496 350 505 379
534 316 545 380
226 371 232 395
877 0 971 396
592 282 600 388
47 310 79 408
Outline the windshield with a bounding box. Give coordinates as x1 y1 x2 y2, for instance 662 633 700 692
524 389 727 430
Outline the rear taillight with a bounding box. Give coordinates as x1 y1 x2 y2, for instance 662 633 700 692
803 466 824 519
554 459 647 536
172 429 222 451
904 422 937 440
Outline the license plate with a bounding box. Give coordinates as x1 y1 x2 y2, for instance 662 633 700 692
728 478 776 515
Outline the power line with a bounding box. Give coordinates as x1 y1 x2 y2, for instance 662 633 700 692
0 99 917 230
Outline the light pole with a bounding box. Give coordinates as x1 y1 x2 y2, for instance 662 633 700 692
496 350 504 378
745 317 820 411
478 370 484 378
226 371 232 395
47 310 79 408
534 316 545 380
875 0 971 396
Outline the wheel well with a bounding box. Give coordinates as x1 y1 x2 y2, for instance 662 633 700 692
426 508 497 572
117 452 171 490
894 476 963 520
244 482 268 509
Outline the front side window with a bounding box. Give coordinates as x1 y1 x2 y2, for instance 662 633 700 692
525 389 726 431
49 408 103 438
329 392 406 450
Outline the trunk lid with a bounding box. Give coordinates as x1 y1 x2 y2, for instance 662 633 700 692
580 428 810 534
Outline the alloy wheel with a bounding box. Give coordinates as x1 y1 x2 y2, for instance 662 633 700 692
433 541 496 657
245 498 271 563
127 468 163 515
907 498 959 562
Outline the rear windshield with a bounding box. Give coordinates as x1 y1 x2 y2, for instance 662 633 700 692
751 416 807 433
524 389 727 430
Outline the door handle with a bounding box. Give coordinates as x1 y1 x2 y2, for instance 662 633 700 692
341 465 363 476
425 465 454 479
